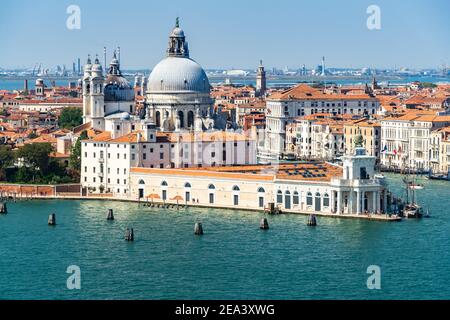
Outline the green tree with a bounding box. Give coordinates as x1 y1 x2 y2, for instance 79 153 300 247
354 134 364 148
16 143 53 181
58 107 83 129
27 131 38 139
69 130 88 172
0 145 14 181
421 82 437 88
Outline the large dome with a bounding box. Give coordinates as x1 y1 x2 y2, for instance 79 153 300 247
147 57 210 94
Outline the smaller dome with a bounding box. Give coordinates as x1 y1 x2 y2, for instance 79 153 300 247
91 64 102 72
105 111 131 121
171 27 185 37
35 79 44 85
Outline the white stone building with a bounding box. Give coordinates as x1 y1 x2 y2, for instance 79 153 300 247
261 84 380 160
380 112 450 171
129 147 387 215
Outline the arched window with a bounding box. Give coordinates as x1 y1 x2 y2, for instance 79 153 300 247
155 111 161 128
323 193 330 207
208 184 216 190
306 192 313 206
187 111 194 128
257 187 265 193
161 181 168 187
178 111 185 128
184 182 191 188
276 190 283 204
293 191 299 205
232 185 240 191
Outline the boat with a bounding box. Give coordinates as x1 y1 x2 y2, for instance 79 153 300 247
427 173 450 181
402 172 423 219
403 203 423 218
374 173 385 180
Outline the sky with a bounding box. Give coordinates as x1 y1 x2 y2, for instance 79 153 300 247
0 0 449 70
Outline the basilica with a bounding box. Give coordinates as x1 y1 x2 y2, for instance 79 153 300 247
80 19 255 196
82 18 225 133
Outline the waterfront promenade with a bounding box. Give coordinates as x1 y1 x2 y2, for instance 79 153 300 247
0 183 401 222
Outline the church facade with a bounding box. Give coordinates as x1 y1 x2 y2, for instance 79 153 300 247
80 19 255 196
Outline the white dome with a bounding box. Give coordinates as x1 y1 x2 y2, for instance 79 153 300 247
171 27 185 37
147 57 210 94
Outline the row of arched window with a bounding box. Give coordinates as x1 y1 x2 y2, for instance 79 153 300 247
154 180 266 193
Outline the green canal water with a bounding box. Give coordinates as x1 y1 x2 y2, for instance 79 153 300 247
0 174 449 300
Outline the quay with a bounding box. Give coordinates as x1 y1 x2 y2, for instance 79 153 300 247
0 148 405 223
0 189 402 222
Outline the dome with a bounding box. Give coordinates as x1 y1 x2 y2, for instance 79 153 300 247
91 64 102 72
147 57 210 94
171 27 185 37
104 75 134 102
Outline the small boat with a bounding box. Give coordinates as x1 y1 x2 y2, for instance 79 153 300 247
427 174 450 181
374 174 385 180
409 184 424 190
403 203 423 219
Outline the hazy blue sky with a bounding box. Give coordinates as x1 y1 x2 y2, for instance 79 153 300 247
1 0 449 70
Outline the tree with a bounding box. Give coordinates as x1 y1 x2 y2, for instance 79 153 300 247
0 145 14 181
354 134 364 148
16 143 53 181
421 82 437 89
58 107 83 129
69 130 88 172
27 131 38 139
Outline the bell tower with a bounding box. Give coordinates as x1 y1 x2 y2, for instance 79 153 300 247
256 60 266 97
89 56 105 130
82 55 92 124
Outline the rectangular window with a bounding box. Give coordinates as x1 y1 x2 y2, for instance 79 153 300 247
160 153 164 159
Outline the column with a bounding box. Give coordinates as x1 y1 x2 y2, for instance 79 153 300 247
372 191 377 214
356 190 361 215
383 191 387 213
348 190 354 214
336 191 342 214
330 191 335 213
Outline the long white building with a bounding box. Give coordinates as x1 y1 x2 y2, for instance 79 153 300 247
129 147 387 215
261 84 380 160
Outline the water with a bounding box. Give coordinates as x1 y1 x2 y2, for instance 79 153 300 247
1 75 449 91
0 174 449 300
0 79 73 91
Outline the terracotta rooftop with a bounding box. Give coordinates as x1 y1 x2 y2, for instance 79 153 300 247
131 162 342 182
268 84 378 101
